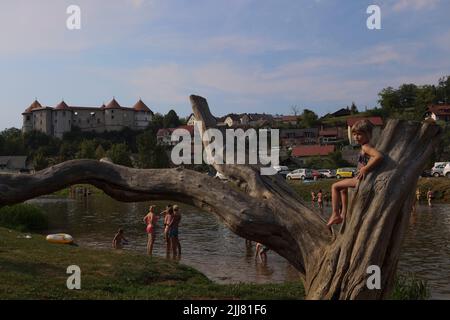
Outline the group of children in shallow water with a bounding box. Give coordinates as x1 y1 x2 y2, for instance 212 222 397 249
112 204 182 258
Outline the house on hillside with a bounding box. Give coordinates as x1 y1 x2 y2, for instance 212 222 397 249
323 107 352 118
280 128 318 147
347 117 383 145
425 104 450 122
273 115 300 126
291 145 335 164
157 125 195 146
318 127 347 145
0 156 33 173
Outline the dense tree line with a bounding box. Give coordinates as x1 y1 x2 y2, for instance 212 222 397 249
0 110 185 170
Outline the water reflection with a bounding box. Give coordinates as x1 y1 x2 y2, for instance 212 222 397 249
27 195 449 298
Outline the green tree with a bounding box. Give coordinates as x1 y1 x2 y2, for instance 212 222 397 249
33 149 49 171
436 76 450 104
106 143 132 167
0 128 25 155
95 145 106 159
136 131 170 168
147 113 164 135
299 109 319 128
163 110 181 128
350 102 359 115
76 140 97 159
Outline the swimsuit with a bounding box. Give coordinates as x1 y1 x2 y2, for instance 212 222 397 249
169 227 179 238
145 215 158 234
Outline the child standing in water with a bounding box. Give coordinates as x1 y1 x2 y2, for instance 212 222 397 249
317 189 323 209
427 188 434 207
311 191 316 208
163 205 174 255
327 120 383 226
143 205 159 256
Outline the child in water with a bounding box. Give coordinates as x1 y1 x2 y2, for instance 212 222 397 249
255 242 269 263
112 228 128 249
327 120 383 226
427 188 434 207
317 189 323 209
311 191 316 208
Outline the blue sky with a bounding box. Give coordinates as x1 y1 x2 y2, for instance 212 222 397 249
0 0 449 130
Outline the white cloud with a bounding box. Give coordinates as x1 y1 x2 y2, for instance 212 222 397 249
392 0 441 11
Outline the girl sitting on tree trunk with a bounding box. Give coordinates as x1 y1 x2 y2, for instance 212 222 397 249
327 120 383 227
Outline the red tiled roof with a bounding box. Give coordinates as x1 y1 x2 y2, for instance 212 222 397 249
105 98 122 109
428 104 450 116
157 125 195 137
291 145 335 157
133 99 151 112
24 100 42 113
55 101 70 110
319 128 338 137
347 117 383 127
278 115 300 122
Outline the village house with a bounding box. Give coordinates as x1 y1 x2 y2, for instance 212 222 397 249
0 156 33 173
347 116 383 145
425 104 450 122
157 125 195 146
22 98 154 138
318 126 347 145
273 115 300 126
280 128 319 147
322 107 352 118
290 145 335 164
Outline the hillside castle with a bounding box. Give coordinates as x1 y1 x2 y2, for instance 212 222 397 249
22 98 154 138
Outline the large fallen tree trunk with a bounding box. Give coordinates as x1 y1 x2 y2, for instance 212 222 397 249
0 95 441 299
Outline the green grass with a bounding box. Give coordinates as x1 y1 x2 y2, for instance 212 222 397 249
390 273 430 300
0 227 304 300
0 204 48 232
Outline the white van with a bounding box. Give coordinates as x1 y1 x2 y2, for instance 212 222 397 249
443 163 450 178
431 162 449 177
286 169 313 180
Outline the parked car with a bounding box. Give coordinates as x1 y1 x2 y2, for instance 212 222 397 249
272 165 290 178
336 168 355 179
318 169 336 179
431 162 449 177
312 169 322 179
444 163 450 178
286 168 313 180
421 169 432 177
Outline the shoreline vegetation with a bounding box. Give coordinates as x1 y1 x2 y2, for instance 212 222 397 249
0 180 434 300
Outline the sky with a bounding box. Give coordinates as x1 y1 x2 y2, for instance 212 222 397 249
0 0 449 130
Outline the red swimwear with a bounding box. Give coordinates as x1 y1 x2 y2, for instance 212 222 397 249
145 215 158 234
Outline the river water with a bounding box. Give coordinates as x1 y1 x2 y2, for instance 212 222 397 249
27 195 449 299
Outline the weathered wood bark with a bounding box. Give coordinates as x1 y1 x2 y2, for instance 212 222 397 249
0 95 441 299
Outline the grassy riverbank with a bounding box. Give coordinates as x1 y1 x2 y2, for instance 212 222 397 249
0 227 304 300
288 177 450 204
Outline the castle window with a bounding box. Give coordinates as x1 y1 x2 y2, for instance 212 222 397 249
90 112 95 117
97 119 100 124
112 115 115 119
26 116 30 121
63 111 66 117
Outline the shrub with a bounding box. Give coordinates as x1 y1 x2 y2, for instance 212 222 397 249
0 204 48 231
390 273 430 300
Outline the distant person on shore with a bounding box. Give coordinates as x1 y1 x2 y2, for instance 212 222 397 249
317 189 323 209
327 120 383 227
311 191 316 208
143 205 160 256
255 242 269 264
163 205 174 255
168 205 182 258
416 188 421 203
427 188 434 207
324 191 330 207
112 228 128 249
